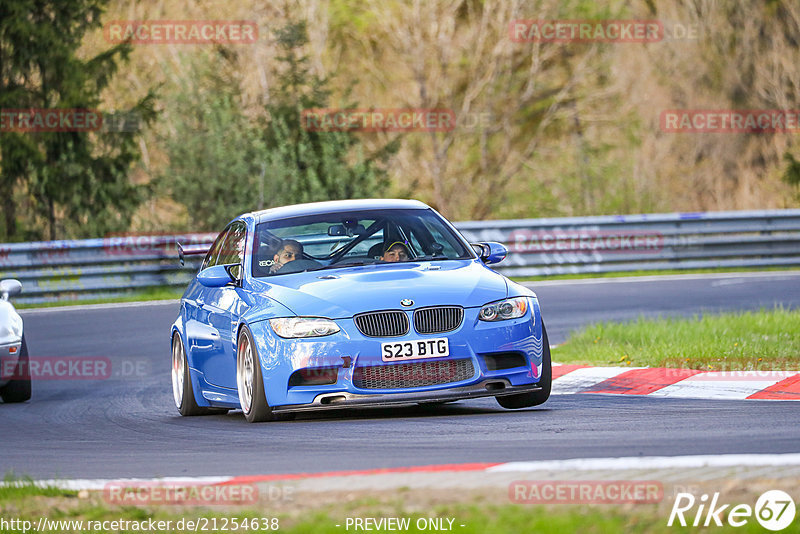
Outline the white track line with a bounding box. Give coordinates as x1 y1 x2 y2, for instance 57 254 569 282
19 299 179 315
650 371 793 400
486 453 800 473
524 270 800 287
15 476 233 491
551 366 638 394
17 454 800 491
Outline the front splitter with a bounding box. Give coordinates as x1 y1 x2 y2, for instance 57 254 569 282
272 379 543 413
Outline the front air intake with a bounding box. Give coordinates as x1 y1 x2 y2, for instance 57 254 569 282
288 367 339 387
353 359 475 389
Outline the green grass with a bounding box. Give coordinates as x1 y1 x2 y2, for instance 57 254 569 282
14 286 184 310
552 307 800 370
512 266 800 282
0 483 778 534
0 475 75 500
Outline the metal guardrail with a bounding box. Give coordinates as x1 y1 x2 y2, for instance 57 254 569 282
1 210 799 304
456 209 800 277
0 233 217 304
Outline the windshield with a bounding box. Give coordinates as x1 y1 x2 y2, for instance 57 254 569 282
252 208 473 277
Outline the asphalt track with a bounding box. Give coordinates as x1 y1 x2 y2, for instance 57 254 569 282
2 272 799 479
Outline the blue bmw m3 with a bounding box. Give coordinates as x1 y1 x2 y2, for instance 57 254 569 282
171 199 550 422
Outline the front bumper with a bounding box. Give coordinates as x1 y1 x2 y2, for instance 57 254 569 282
272 379 542 413
243 297 545 409
0 341 23 386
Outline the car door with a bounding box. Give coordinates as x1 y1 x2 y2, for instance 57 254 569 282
184 226 228 380
198 221 247 389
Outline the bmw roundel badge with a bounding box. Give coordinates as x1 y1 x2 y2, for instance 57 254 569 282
400 299 414 307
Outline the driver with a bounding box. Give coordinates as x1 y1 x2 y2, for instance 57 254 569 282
270 239 303 274
381 241 410 262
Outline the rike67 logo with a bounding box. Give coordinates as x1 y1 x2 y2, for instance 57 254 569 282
668 490 796 531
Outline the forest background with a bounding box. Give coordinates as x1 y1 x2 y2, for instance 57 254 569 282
1 0 799 241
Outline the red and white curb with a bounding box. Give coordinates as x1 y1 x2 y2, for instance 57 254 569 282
23 454 800 492
552 363 800 400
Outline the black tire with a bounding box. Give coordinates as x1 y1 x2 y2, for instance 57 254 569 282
171 333 228 416
496 322 551 409
237 326 275 423
1 335 31 403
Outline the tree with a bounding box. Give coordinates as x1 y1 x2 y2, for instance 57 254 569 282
163 20 398 231
260 21 399 208
0 0 155 241
323 0 611 220
160 50 267 230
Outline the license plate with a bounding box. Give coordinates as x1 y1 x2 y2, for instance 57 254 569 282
381 338 449 362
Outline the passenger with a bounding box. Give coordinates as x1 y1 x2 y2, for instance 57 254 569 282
270 239 303 274
381 241 410 263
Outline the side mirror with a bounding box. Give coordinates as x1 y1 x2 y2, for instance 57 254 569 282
0 279 22 300
472 242 508 265
198 265 238 288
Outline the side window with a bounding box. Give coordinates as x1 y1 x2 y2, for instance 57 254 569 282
420 220 461 256
405 229 424 256
349 228 384 256
201 229 230 270
217 222 247 266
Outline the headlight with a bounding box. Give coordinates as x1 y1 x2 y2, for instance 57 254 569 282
269 317 340 338
479 297 529 322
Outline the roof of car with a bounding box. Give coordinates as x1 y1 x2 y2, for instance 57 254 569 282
249 199 430 223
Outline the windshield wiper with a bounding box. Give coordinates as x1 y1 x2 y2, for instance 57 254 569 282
319 261 371 270
408 255 453 262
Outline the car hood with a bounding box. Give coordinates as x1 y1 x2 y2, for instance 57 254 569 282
248 260 509 319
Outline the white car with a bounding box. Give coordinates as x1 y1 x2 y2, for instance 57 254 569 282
0 279 30 403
